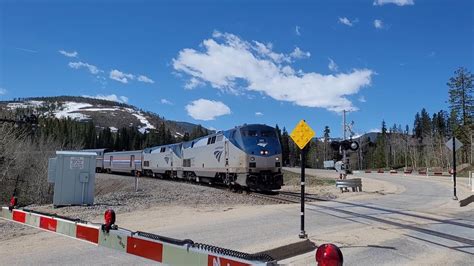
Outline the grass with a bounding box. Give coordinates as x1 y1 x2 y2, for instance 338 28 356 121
282 170 335 187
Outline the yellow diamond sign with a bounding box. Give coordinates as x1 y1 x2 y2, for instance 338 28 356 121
290 120 315 149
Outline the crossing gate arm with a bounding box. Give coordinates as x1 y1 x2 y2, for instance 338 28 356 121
1 207 275 265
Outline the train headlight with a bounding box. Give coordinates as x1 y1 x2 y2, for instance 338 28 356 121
264 150 269 155
276 157 279 161
260 150 264 155
250 156 255 161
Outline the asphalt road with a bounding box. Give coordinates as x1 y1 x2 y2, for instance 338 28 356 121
1 171 472 265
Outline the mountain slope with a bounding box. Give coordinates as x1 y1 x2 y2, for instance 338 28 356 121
0 96 207 137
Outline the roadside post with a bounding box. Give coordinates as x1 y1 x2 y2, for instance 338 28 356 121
290 120 315 239
135 171 140 192
446 137 463 200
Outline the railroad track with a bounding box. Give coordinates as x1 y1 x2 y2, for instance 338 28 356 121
100 173 331 204
249 191 329 204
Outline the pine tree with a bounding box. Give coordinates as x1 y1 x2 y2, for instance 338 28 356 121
447 67 473 126
420 108 432 137
323 126 330 161
182 132 190 142
374 120 387 168
275 124 282 145
414 112 422 138
281 127 290 166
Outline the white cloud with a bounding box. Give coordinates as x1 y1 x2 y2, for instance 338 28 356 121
68 61 100 74
328 58 338 72
290 47 310 59
358 95 367 103
59 50 78 58
109 69 135 84
373 0 414 6
137 75 155 84
253 41 291 63
255 112 264 116
338 17 354 27
82 94 129 103
161 99 173 105
0 88 7 95
185 77 205 89
16 47 38 53
374 19 384 29
295 26 301 36
369 128 381 133
173 31 374 112
185 99 231 121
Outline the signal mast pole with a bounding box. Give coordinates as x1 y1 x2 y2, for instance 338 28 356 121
342 110 347 179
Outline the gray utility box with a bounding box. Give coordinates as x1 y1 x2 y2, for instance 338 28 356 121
48 151 97 207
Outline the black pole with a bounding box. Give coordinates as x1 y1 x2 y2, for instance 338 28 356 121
453 137 458 200
299 146 307 239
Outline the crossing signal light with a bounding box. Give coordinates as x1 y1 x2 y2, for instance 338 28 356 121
330 140 359 151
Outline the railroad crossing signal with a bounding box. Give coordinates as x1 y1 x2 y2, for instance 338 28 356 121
290 120 315 149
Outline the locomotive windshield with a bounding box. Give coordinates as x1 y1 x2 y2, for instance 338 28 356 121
241 129 276 138
260 130 276 137
237 125 282 155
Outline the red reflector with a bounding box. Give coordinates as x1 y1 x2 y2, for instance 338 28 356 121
208 255 250 266
127 236 163 262
40 216 57 232
315 243 343 266
12 210 26 223
10 196 17 207
76 225 99 243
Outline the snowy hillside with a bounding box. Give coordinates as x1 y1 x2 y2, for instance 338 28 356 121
1 96 205 137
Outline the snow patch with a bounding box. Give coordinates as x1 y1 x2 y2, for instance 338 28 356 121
132 113 156 133
7 100 44 110
123 108 156 133
109 126 118 133
81 107 120 112
54 102 92 120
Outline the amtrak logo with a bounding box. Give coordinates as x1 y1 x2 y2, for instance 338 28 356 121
164 156 170 164
214 149 223 162
257 139 268 147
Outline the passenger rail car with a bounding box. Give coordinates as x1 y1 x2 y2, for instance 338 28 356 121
82 148 111 172
103 150 143 175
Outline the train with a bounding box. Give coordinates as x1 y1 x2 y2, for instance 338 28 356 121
87 124 283 191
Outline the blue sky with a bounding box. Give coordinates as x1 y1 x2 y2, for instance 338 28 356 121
1 0 473 137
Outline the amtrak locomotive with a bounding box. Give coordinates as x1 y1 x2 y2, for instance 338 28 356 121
96 124 283 191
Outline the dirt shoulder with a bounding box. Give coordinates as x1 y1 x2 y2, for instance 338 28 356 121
282 168 404 201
